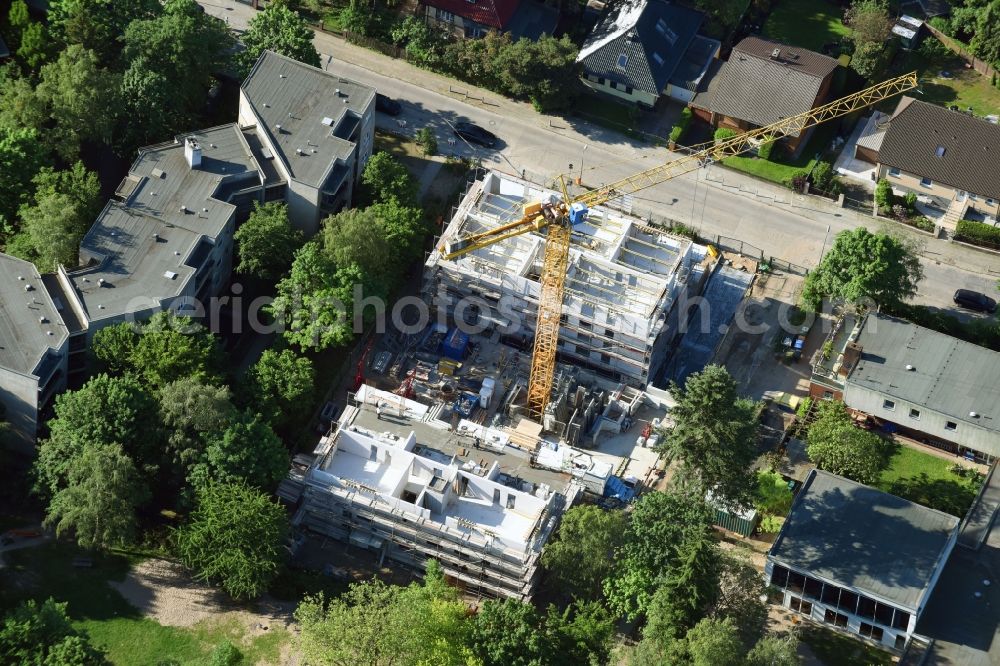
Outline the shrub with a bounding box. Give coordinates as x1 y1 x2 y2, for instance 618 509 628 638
928 16 951 36
714 127 738 144
416 127 437 156
904 191 917 212
759 515 784 533
956 219 1000 248
669 107 692 145
874 178 894 210
757 140 775 161
811 161 835 190
210 640 242 666
908 216 936 232
892 203 908 220
669 221 699 240
786 170 809 192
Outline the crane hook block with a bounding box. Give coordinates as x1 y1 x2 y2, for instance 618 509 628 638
569 202 589 226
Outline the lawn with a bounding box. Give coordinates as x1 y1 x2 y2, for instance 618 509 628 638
891 41 1000 117
877 444 983 517
800 624 894 666
0 542 291 665
721 121 839 186
763 0 852 53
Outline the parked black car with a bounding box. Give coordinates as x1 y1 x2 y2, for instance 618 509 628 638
453 121 498 148
375 93 402 116
953 288 997 313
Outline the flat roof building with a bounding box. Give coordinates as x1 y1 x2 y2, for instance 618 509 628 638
767 469 959 652
425 170 703 392
811 313 1000 463
0 253 69 449
285 386 580 599
239 50 376 235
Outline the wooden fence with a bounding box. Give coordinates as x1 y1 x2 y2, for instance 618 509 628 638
924 22 998 80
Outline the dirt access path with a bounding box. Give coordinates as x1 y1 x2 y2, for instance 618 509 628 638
109 557 296 634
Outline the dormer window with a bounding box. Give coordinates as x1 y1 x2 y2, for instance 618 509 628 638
617 53 628 70
652 52 664 66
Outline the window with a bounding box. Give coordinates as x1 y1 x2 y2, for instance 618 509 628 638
874 602 895 627
787 571 805 594
821 584 841 606
935 145 946 157
609 81 618 90
892 609 911 631
888 167 901 177
600 353 611 364
652 52 665 67
804 577 824 600
909 408 921 420
437 8 454 22
838 589 859 615
506 494 516 509
859 623 884 642
969 193 978 200
883 399 896 410
625 85 633 94
987 198 996 205
823 390 834 400
895 634 906 651
369 446 377 461
770 565 789 588
655 18 668 35
858 596 877 620
597 77 606 85
920 177 933 187
616 53 629 70
824 609 849 628
945 421 957 431
493 489 501 504
788 596 813 616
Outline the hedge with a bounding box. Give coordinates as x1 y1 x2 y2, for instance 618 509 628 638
669 107 692 144
874 178 893 210
757 140 775 161
955 219 1000 248
714 127 738 144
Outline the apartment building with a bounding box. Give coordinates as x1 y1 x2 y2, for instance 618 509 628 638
285 387 580 599
767 469 959 652
424 170 704 389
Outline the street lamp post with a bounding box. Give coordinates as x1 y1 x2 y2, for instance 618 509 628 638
577 145 588 185
819 224 832 262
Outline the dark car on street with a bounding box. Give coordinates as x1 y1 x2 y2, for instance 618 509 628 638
375 93 402 116
953 288 997 313
453 121 498 148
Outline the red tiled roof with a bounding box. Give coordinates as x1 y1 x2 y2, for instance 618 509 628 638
424 0 520 30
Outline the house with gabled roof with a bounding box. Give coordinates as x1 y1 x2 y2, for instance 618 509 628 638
423 0 558 40
870 97 1000 228
577 0 719 108
691 36 839 154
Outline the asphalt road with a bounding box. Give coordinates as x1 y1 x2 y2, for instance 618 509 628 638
202 0 999 320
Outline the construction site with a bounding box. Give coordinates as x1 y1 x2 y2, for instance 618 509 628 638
278 71 924 601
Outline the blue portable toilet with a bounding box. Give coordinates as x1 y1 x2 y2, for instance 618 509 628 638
440 328 469 360
569 202 588 226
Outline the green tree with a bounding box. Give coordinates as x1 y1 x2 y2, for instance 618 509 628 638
237 3 320 77
33 374 159 498
44 442 149 549
603 490 718 622
806 400 891 484
122 0 233 123
684 617 745 666
801 227 923 309
390 16 448 67
541 504 626 600
755 470 794 517
874 178 894 211
7 1 31 51
972 0 1000 65
175 482 288 599
361 151 418 206
189 411 288 491
657 365 759 510
321 207 399 297
712 551 767 647
850 41 890 79
49 0 162 65
543 600 615 666
296 559 476 666
269 241 357 350
367 199 426 263
17 21 55 70
31 161 103 224
846 0 893 44
91 322 140 374
158 376 236 488
0 126 48 231
746 634 800 666
130 311 224 387
17 192 90 270
233 201 304 280
244 348 315 434
471 598 544 666
0 598 107 665
36 45 121 159
119 56 186 149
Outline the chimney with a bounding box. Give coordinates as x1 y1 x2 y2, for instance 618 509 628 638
184 137 202 169
771 48 781 60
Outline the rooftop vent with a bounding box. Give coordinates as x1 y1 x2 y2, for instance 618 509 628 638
180 205 188 214
275 123 282 132
17 275 23 281
151 168 165 179
971 411 979 418
296 148 304 155
153 232 160 242
335 88 341 96
38 316 46 324
24 284 33 292
771 48 781 59
202 207 208 213
164 271 178 280
322 117 334 126
98 278 106 286
279 73 287 79
906 364 914 371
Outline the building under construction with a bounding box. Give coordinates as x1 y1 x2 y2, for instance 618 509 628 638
424 170 707 390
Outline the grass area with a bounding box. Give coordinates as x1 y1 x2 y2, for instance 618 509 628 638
892 43 1000 117
800 624 894 666
763 0 851 52
876 444 983 517
0 542 291 665
721 121 838 186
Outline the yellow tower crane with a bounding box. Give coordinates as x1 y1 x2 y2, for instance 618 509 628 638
440 71 918 418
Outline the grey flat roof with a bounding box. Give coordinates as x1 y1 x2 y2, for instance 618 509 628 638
0 253 68 376
769 469 958 611
241 50 374 189
68 124 259 322
848 314 1000 433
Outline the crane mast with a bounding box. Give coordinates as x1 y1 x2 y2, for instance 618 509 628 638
438 71 918 418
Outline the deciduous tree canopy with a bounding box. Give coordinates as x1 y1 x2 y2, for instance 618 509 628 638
237 3 320 77
806 400 891 484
